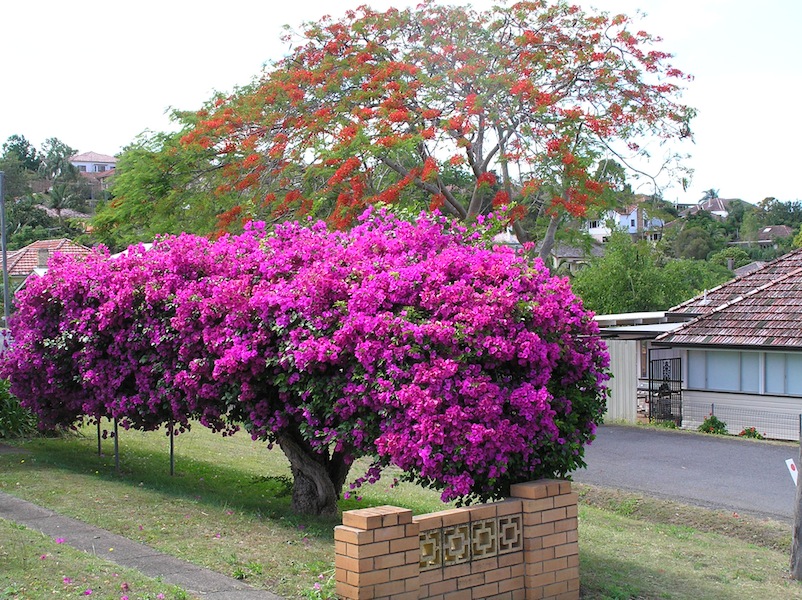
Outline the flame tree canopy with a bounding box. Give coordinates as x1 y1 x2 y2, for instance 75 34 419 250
2 210 609 515
97 0 694 258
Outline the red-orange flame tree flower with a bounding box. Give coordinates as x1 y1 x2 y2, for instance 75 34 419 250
180 0 693 258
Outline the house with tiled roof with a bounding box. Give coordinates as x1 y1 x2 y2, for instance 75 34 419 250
679 196 735 220
728 225 796 250
70 151 117 201
596 247 802 438
585 197 665 243
651 247 802 439
70 151 117 174
7 239 92 281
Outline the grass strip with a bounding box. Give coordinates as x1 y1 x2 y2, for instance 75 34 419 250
0 518 194 600
1 425 801 599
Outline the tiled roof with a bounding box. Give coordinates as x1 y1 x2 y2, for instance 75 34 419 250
757 225 794 240
70 151 117 164
658 247 802 349
533 241 605 259
7 239 92 277
679 197 734 217
733 261 766 277
669 247 802 315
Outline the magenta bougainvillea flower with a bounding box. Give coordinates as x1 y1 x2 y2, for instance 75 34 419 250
1 209 608 504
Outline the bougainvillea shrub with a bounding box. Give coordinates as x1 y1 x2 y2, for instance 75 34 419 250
1 210 609 513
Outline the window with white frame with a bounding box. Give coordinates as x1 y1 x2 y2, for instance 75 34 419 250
688 349 802 395
765 353 802 395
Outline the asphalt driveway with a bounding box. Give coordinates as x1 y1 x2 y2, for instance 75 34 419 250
573 424 800 523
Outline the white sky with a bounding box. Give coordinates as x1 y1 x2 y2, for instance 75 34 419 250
2 0 799 205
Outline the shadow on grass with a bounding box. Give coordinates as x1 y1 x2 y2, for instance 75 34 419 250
1 432 344 539
581 547 746 600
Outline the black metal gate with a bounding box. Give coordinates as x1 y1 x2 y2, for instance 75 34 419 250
649 356 682 425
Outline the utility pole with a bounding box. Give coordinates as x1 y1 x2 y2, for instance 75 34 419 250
793 423 802 578
0 171 10 329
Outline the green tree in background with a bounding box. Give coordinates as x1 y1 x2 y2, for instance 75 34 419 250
92 117 242 252
708 247 751 269
2 135 41 172
659 210 730 260
572 230 731 314
755 197 802 228
38 138 77 183
0 156 33 201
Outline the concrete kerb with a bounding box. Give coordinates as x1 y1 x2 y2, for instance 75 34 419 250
0 490 284 599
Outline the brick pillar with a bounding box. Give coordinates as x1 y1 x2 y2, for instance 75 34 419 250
510 480 579 600
335 505 421 600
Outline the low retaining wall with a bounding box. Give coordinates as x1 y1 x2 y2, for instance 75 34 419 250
334 479 579 600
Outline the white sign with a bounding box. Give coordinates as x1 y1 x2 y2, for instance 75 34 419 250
787 458 798 486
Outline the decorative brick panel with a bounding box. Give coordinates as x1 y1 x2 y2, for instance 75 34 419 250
335 480 579 600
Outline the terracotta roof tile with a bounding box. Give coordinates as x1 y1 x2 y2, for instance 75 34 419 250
7 239 92 277
70 151 117 163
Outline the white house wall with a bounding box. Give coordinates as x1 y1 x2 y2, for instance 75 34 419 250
681 389 802 441
677 347 802 440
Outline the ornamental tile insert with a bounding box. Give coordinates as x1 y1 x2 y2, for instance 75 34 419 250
471 518 497 558
419 528 441 571
419 512 522 570
442 523 471 565
498 514 523 554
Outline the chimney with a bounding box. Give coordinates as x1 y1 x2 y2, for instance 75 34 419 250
37 248 50 269
727 257 735 271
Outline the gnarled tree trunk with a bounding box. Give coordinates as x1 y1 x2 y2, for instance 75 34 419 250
277 430 351 516
538 213 560 265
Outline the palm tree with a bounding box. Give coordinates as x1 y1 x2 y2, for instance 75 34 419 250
701 188 719 203
47 183 79 227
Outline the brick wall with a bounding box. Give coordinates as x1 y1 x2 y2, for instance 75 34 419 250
334 479 579 600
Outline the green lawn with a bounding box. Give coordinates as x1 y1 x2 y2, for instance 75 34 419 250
0 517 194 600
0 424 800 599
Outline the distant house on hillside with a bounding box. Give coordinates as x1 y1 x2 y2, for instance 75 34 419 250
727 225 795 251
70 151 117 173
492 229 604 274
585 197 665 243
535 241 605 274
755 225 794 247
69 151 117 200
679 196 734 220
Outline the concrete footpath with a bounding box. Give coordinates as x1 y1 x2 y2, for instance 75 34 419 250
0 490 283 599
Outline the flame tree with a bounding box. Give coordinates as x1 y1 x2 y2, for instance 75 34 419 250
147 0 694 259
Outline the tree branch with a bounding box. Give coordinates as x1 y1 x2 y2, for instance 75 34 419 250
380 155 468 219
